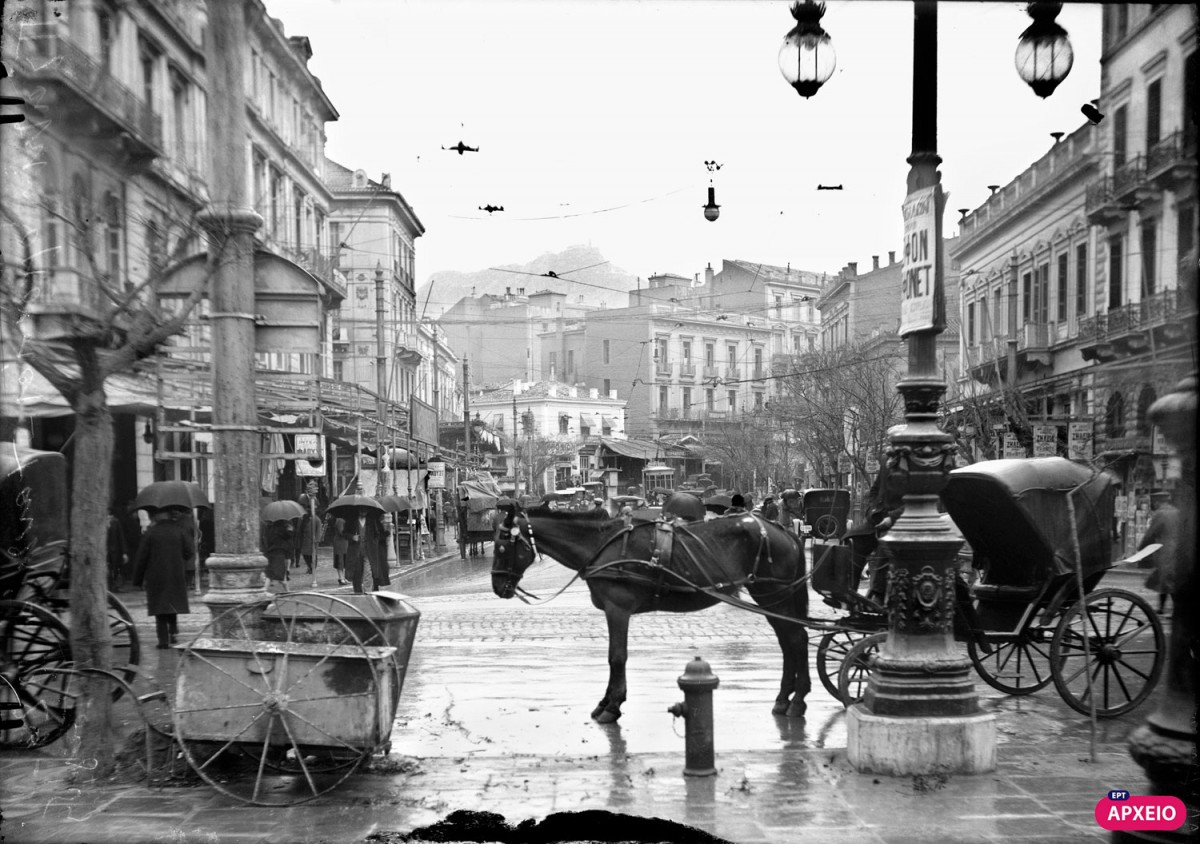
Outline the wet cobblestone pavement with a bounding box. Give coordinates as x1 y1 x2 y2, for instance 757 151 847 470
0 543 1171 843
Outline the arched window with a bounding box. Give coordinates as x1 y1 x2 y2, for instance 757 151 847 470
1105 391 1126 439
1136 386 1156 437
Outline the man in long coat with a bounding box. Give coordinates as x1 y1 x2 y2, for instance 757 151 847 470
344 507 391 593
132 508 194 648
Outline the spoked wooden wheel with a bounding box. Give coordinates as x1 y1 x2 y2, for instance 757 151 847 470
0 600 78 749
837 632 887 707
253 592 394 775
817 629 869 700
1050 588 1165 717
173 597 388 805
968 628 1056 695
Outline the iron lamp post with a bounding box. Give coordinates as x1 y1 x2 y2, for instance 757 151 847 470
1014 2 1074 99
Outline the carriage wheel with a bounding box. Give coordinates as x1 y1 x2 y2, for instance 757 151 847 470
1049 588 1165 718
0 600 78 749
106 594 141 697
813 514 840 540
174 596 383 805
816 630 869 700
968 628 1056 695
837 632 887 707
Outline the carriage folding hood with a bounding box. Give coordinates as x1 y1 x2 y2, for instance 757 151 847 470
939 457 1115 587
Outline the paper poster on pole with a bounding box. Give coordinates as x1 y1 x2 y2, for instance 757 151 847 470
427 460 446 489
1002 433 1024 459
294 433 325 476
1068 422 1093 461
1033 425 1058 457
900 185 943 336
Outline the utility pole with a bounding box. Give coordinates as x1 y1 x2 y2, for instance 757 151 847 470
512 393 519 494
198 0 268 623
375 262 387 495
462 358 471 465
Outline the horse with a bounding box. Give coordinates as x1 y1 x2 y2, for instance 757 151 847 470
491 501 811 723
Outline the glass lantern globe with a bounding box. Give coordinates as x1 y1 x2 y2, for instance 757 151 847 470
778 1 835 99
1014 2 1073 98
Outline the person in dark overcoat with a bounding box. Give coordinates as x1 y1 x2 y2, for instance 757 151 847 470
132 508 194 648
329 515 349 585
295 495 316 575
106 507 128 592
262 519 294 590
344 507 391 594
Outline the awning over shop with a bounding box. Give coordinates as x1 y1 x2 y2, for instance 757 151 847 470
601 415 616 428
598 437 668 461
578 413 598 428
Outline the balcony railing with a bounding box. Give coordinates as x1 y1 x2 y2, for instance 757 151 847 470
1111 155 1147 198
702 365 718 380
680 363 696 378
1146 131 1197 188
725 366 740 380
20 30 163 157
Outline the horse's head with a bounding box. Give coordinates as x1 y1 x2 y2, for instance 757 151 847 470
492 500 537 599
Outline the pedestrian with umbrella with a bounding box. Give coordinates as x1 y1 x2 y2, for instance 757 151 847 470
329 492 391 593
260 499 303 591
131 507 194 649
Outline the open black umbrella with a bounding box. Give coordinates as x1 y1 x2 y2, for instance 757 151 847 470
377 495 413 513
134 480 210 511
261 500 305 522
327 493 384 516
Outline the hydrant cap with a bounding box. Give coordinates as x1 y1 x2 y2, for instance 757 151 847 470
678 655 719 689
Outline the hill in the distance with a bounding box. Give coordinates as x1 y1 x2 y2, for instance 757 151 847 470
418 245 639 315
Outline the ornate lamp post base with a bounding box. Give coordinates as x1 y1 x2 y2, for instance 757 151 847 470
202 552 272 638
848 711 997 775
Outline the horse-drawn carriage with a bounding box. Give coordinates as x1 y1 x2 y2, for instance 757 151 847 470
456 472 503 558
1 445 141 749
490 457 1166 724
812 457 1165 716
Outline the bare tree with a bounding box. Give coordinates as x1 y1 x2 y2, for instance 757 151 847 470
775 342 906 484
1 195 222 778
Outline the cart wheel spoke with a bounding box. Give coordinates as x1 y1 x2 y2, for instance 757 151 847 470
1050 588 1165 717
817 630 868 700
277 713 321 796
188 708 272 774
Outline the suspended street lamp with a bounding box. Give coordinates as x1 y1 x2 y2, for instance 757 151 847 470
1014 1 1074 99
703 185 720 222
778 0 836 99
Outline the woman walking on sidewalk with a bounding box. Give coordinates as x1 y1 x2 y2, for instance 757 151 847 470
329 515 349 585
132 507 194 649
262 518 294 591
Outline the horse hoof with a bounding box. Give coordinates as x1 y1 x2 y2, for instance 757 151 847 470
594 708 621 724
785 701 807 718
771 701 789 716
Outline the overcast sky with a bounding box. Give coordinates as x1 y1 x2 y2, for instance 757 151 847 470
264 0 1102 306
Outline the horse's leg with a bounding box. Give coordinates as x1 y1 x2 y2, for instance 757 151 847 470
767 618 796 715
593 604 631 723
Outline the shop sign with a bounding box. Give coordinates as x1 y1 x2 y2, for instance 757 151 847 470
1002 433 1024 459
294 434 325 476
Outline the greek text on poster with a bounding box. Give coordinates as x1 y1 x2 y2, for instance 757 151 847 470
900 186 938 336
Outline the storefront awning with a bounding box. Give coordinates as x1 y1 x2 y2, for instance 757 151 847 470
579 413 598 428
599 437 666 461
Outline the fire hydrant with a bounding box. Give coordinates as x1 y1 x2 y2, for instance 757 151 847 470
667 655 719 776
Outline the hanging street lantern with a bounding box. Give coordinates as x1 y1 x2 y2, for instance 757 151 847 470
778 0 836 99
1014 1 1074 99
703 185 720 222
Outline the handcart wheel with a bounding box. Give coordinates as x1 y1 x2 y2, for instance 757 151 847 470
968 629 1056 695
837 632 887 707
0 600 78 749
174 596 385 806
817 630 869 700
105 594 141 696
1049 588 1165 718
252 592 395 775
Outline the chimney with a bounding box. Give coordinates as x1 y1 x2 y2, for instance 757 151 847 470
705 263 714 285
847 262 857 276
505 287 511 297
381 173 391 189
872 255 880 270
518 287 525 296
888 251 896 264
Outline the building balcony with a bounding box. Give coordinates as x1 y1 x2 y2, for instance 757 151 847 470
752 366 767 380
702 365 719 380
394 331 423 367
19 29 164 164
1079 288 1196 362
1145 131 1197 191
965 337 1008 385
680 363 696 379
655 361 673 378
22 266 119 341
725 366 740 380
1016 322 1051 368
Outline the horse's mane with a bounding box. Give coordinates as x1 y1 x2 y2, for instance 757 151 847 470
523 505 623 534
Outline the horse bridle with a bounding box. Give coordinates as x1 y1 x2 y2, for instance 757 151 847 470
492 511 545 602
